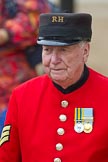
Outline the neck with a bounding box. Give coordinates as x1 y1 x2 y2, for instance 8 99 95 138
54 65 84 89
53 65 89 94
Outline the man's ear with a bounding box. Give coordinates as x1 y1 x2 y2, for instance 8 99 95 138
83 43 90 63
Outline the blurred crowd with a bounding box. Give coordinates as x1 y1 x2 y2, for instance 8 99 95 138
0 0 51 134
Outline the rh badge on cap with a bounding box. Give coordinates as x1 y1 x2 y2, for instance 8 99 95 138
74 108 94 133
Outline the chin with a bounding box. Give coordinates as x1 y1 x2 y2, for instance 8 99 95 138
50 74 66 82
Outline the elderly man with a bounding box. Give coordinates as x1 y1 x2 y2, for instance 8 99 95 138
0 13 108 162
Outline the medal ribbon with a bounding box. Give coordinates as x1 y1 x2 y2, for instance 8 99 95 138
74 108 84 124
74 108 93 124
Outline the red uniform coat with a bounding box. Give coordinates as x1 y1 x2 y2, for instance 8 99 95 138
0 67 108 162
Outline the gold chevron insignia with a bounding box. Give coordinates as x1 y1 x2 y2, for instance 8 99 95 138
0 125 11 146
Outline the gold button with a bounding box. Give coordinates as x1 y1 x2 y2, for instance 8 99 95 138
56 143 63 151
57 128 65 135
59 114 67 122
61 100 68 108
54 158 62 162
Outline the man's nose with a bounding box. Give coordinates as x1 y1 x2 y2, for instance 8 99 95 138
51 51 61 64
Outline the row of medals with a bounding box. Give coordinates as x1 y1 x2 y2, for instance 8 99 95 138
74 122 93 133
61 101 93 133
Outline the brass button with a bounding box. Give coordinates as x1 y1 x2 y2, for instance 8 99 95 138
56 143 63 151
59 114 67 122
57 128 65 135
61 100 68 108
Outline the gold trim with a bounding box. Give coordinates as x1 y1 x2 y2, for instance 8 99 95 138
0 136 9 146
2 125 11 132
1 131 10 139
0 125 11 146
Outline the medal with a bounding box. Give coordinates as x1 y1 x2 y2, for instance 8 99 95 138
83 108 93 133
84 123 93 133
74 122 84 133
74 108 84 133
74 108 94 133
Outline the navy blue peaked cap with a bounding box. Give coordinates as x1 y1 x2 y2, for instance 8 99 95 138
37 13 92 46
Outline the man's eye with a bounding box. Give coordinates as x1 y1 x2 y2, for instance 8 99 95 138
61 48 66 51
44 48 48 51
44 48 49 51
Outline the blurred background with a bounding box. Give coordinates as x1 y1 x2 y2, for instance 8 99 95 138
76 0 108 76
0 0 108 135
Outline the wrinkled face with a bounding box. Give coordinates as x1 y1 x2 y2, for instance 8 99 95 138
42 42 90 88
